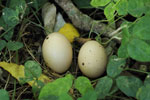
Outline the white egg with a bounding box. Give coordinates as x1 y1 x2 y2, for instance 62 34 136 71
78 40 107 78
42 32 72 73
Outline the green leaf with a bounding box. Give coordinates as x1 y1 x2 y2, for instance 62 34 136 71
24 60 42 79
90 0 111 7
0 89 9 100
116 76 143 97
117 22 131 58
74 76 94 95
104 2 116 27
107 55 126 78
77 90 97 100
32 80 44 95
95 76 113 99
6 41 23 51
128 0 145 17
39 74 74 99
9 0 26 15
115 0 128 15
0 40 7 51
0 17 7 30
59 93 73 100
132 15 150 40
127 39 150 62
136 84 150 100
73 0 93 9
144 75 150 86
143 0 150 15
2 7 19 27
4 29 14 41
39 95 59 100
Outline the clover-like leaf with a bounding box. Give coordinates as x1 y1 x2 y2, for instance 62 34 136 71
107 55 126 78
95 76 113 99
127 39 150 62
39 74 74 99
116 76 143 97
74 76 94 95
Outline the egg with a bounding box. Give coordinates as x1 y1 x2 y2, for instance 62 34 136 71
78 40 107 78
42 32 72 73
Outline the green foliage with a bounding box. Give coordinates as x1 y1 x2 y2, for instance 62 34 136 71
116 76 143 97
26 0 48 11
127 0 144 17
2 7 19 27
117 15 150 62
127 39 150 62
74 76 94 95
90 0 111 7
95 76 113 99
107 55 126 78
0 40 7 51
24 60 42 79
104 2 116 27
115 0 128 15
77 90 97 100
144 75 150 85
6 41 23 51
133 16 150 40
136 84 150 100
73 0 93 9
9 0 26 15
0 89 9 100
39 74 74 100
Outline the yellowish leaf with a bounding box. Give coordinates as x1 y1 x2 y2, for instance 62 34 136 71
0 62 51 86
58 23 80 43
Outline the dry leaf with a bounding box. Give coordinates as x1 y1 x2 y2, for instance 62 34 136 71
0 62 51 86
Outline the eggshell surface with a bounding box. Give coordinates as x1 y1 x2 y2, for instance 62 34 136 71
78 40 107 78
42 32 72 73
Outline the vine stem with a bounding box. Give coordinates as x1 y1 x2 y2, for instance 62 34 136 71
125 67 150 75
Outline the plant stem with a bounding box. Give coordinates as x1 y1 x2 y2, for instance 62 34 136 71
125 67 150 75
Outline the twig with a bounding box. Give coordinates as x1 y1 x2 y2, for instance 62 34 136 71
54 0 114 36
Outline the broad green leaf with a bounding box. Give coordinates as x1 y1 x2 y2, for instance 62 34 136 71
0 40 7 51
117 22 131 58
127 39 150 62
0 89 9 100
116 76 143 97
77 90 97 100
104 2 116 27
143 0 150 15
136 84 150 100
107 55 126 78
0 17 7 30
2 7 19 27
6 41 23 51
9 0 26 14
4 29 14 41
74 76 94 95
144 75 150 85
95 76 113 99
90 0 111 7
24 60 42 79
59 93 73 100
132 15 150 40
39 95 59 100
128 0 144 17
115 0 128 15
39 74 74 99
73 0 93 9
